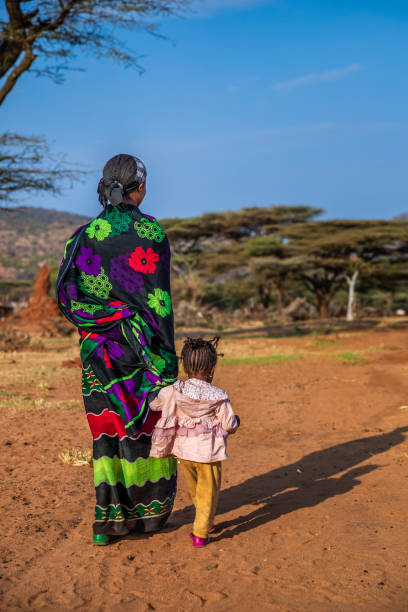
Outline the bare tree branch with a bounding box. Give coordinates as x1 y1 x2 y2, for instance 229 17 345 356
0 0 188 104
0 132 88 203
0 1 187 201
0 46 36 105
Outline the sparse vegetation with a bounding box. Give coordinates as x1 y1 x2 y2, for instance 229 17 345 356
221 354 303 366
335 351 370 365
0 328 31 351
59 447 92 466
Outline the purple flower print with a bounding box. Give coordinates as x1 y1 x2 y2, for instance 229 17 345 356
76 246 101 277
124 278 143 293
67 284 78 300
110 254 144 294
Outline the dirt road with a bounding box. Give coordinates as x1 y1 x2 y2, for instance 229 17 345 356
0 328 407 610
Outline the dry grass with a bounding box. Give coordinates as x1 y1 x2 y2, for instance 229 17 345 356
59 447 92 466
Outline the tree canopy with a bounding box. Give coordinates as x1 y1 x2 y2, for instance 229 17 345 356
0 0 187 203
162 207 408 319
0 0 186 105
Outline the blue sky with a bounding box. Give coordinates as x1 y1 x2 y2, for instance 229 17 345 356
2 0 408 220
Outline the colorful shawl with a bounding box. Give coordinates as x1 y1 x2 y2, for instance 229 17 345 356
56 203 178 436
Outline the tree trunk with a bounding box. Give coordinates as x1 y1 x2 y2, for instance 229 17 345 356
384 292 393 316
274 287 288 322
258 284 271 309
345 270 359 322
315 289 329 319
0 47 36 106
0 39 24 79
275 288 283 314
0 1 26 78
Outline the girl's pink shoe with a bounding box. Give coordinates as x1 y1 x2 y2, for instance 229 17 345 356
189 532 209 547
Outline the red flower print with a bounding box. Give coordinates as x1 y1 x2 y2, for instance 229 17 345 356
129 246 159 274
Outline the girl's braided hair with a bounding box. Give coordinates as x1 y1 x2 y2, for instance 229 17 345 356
180 336 222 376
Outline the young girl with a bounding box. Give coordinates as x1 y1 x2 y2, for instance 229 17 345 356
149 337 240 547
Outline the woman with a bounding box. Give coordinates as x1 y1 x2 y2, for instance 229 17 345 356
57 154 178 545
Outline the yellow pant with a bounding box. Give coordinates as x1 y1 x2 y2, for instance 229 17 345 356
180 459 222 539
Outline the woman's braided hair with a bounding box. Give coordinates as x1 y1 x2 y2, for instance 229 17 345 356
180 336 222 377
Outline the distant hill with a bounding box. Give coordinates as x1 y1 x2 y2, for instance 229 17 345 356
0 206 91 282
393 213 408 220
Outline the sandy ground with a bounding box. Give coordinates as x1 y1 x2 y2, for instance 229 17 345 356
0 326 407 611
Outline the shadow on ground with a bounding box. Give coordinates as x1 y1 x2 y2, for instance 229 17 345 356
171 426 408 540
176 318 408 341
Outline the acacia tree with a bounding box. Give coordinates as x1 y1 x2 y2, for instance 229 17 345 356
0 0 186 105
358 261 407 315
0 0 186 202
163 208 408 319
161 205 323 311
344 256 368 321
243 235 292 311
282 220 408 319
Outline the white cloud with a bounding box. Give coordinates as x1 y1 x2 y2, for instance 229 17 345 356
273 63 363 92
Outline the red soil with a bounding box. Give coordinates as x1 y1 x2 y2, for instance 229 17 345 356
18 265 60 322
0 328 407 610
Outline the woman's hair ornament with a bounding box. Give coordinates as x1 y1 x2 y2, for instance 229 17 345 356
98 154 148 208
97 177 125 207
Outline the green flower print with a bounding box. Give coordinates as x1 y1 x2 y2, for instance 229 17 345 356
134 217 165 243
86 218 112 241
150 352 166 374
159 347 178 371
71 300 102 314
105 206 132 237
78 266 112 300
147 288 172 318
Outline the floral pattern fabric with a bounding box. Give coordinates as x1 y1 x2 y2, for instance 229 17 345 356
105 206 132 236
134 217 166 242
57 203 177 435
110 253 144 294
147 288 172 318
78 266 112 300
173 378 229 402
76 246 101 276
86 218 112 241
129 246 159 274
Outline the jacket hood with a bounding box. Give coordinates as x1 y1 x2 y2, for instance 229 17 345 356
173 389 222 419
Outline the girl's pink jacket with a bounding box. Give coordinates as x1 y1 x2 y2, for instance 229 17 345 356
149 379 239 463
